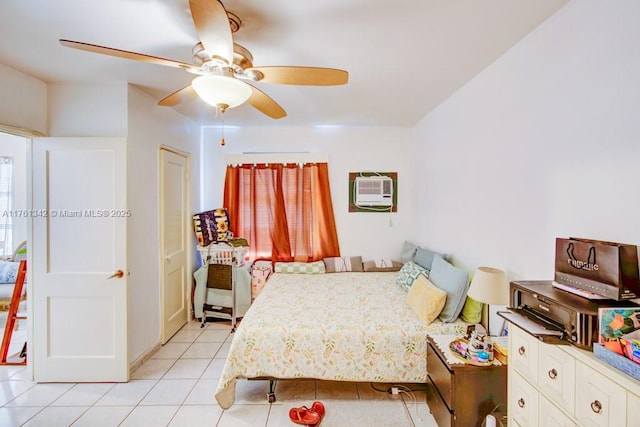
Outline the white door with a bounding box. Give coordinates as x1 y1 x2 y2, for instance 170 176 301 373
160 148 190 343
32 137 128 382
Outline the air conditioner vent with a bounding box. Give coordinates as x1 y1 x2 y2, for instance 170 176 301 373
354 176 393 206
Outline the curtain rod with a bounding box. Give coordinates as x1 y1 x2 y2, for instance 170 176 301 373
224 153 328 164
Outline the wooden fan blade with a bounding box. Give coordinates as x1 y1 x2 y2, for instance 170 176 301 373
158 85 197 107
189 0 233 65
248 66 349 86
59 39 200 72
246 84 286 119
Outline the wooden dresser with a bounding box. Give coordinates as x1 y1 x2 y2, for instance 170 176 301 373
426 334 508 427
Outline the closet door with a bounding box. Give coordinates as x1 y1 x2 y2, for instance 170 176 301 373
32 137 128 382
160 148 190 343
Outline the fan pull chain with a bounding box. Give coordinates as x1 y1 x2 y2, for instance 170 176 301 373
220 112 226 146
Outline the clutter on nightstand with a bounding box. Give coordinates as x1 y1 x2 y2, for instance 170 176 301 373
448 329 505 366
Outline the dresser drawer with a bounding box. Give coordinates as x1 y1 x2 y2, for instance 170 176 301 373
509 371 539 427
427 341 453 410
426 378 452 427
538 342 575 414
510 324 539 385
628 392 640 426
575 361 626 426
539 394 576 427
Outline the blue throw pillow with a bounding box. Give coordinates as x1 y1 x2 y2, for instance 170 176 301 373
414 246 447 271
429 255 470 323
401 241 418 263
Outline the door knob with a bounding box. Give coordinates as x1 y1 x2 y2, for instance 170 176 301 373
108 270 124 279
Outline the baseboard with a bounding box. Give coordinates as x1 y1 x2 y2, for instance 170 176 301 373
129 342 161 377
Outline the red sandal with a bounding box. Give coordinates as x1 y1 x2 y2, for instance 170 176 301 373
289 406 321 426
311 401 325 418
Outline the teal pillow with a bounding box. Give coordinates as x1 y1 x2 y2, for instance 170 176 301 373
414 246 447 271
429 255 470 323
396 261 429 292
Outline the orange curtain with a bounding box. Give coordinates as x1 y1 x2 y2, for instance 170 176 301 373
223 162 340 262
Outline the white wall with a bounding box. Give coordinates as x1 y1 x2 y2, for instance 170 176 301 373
48 82 128 137
411 0 640 333
0 63 47 249
201 125 414 260
127 85 200 361
0 63 47 134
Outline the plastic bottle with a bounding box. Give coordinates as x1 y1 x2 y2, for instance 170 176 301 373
485 337 494 362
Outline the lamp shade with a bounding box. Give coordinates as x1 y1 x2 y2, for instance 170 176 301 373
191 75 252 109
467 267 508 305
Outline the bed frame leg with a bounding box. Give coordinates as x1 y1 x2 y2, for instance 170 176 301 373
267 380 276 403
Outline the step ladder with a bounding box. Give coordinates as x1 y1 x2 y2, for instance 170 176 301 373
0 260 27 365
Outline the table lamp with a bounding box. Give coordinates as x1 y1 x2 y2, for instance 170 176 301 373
467 267 508 336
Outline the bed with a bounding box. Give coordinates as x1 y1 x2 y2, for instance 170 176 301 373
214 271 469 408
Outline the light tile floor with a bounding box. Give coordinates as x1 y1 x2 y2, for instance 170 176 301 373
0 319 438 426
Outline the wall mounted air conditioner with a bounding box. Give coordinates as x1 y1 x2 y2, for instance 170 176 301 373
354 176 393 206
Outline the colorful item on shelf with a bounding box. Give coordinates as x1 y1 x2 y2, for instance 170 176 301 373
193 208 231 246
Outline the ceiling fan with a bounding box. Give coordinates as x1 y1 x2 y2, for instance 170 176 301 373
59 0 348 120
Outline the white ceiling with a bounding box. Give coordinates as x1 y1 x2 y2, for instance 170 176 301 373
0 0 569 128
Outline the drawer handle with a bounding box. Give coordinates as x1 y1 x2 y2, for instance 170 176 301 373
518 398 525 408
518 346 526 356
591 400 602 414
548 368 558 379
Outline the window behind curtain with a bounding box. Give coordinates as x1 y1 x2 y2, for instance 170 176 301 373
0 157 13 256
224 162 340 262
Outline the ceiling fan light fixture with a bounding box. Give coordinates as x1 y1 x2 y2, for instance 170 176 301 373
191 74 252 110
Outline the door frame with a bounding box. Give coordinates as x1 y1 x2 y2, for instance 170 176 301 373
0 126 42 380
159 145 192 343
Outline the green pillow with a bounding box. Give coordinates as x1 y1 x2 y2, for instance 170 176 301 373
274 261 326 274
460 296 483 323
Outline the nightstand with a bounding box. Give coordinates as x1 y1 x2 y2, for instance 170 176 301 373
426 334 508 427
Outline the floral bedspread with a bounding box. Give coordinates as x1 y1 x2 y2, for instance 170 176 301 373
214 272 468 408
